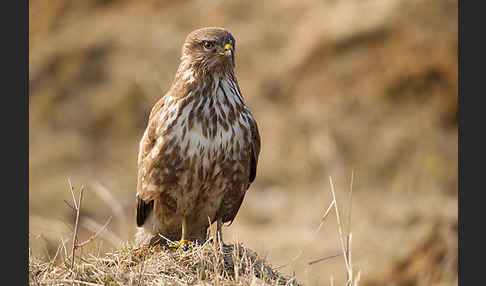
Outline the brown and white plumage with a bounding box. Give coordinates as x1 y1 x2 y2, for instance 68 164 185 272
135 27 260 246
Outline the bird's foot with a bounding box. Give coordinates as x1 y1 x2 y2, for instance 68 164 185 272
169 239 190 249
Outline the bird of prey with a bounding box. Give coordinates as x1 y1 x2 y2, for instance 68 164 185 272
135 27 260 248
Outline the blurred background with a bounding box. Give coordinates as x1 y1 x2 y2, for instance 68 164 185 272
29 0 457 285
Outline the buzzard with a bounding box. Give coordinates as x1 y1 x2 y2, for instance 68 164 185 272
135 27 261 247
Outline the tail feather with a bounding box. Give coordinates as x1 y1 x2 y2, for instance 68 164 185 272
136 196 154 227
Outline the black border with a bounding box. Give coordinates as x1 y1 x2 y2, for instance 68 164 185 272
459 0 483 285
5 0 28 284
25 0 29 281
24 1 29 285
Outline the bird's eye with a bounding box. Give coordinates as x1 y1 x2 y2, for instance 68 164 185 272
202 41 214 49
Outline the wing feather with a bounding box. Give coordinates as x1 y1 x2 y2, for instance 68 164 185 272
136 95 166 226
218 113 261 225
248 116 261 185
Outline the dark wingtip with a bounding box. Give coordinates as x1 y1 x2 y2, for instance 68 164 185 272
249 148 257 183
136 198 154 227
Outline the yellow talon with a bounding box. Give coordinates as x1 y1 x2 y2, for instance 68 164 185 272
169 239 190 248
169 215 190 249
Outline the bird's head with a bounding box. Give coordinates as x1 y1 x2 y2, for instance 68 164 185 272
181 27 236 75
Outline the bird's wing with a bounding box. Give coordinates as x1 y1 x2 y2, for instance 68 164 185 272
136 95 167 227
137 94 167 163
212 107 262 225
248 115 261 185
221 113 261 225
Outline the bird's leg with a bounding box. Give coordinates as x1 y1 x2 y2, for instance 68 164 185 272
217 217 224 244
169 215 190 248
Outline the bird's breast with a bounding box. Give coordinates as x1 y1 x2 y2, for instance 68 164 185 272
159 78 253 179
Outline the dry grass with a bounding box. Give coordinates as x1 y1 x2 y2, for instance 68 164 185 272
29 177 360 286
29 241 299 286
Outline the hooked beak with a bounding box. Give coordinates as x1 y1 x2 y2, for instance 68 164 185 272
217 43 233 56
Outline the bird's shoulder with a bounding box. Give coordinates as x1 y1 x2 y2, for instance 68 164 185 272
137 92 172 166
148 93 169 123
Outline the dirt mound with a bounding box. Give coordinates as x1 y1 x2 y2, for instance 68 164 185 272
30 242 300 286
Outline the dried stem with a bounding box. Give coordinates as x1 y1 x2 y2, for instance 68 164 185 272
68 179 78 210
346 171 355 262
77 216 113 248
279 199 335 269
92 182 128 237
66 181 113 276
63 200 76 211
70 184 85 272
329 176 353 284
308 253 341 265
